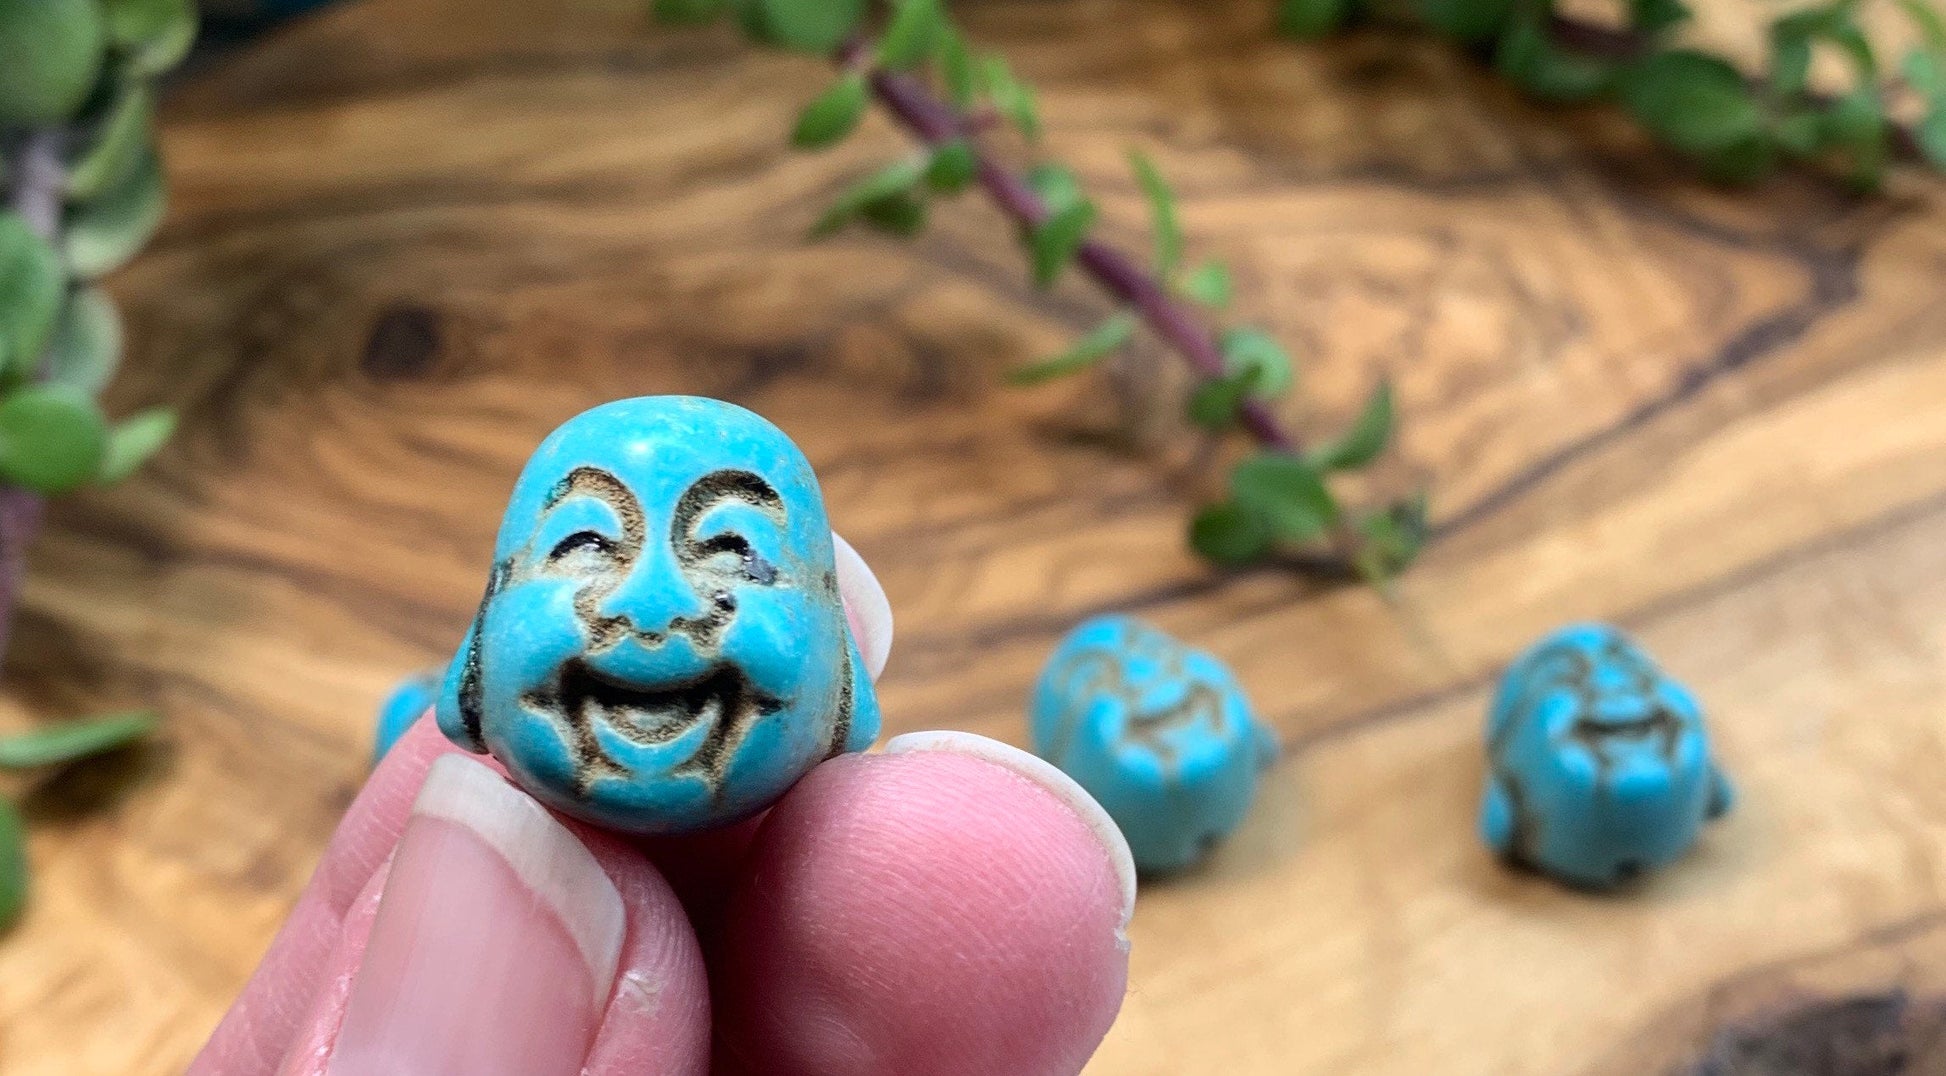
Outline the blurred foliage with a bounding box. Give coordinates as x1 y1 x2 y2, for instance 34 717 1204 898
0 0 191 930
0 0 188 496
656 0 1425 583
1278 0 1946 188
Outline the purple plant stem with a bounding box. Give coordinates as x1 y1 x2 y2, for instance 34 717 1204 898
0 130 66 660
8 131 63 239
860 61 1300 452
0 489 43 660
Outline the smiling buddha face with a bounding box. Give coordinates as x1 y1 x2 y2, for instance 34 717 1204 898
436 396 880 834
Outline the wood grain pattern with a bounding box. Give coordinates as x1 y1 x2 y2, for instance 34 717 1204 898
2 0 1944 1071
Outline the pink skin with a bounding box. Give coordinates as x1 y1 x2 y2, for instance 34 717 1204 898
190 548 1130 1076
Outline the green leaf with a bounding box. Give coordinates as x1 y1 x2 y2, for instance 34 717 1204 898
750 0 866 52
1496 17 1613 103
1278 0 1351 37
1902 0 1946 51
1629 0 1691 35
97 407 173 483
1189 500 1273 566
1621 51 1766 156
1773 109 1825 156
1026 163 1083 213
878 0 943 71
0 384 108 494
43 286 122 395
101 0 195 77
1771 4 1852 46
1827 22 1877 77
1770 3 1877 93
0 214 66 380
0 800 23 932
1770 30 1813 98
925 139 977 193
1415 0 1515 43
0 0 104 126
1030 198 1096 288
65 146 166 280
983 55 1041 141
1179 261 1232 308
652 0 728 24
1185 366 1263 430
1700 136 1779 185
859 191 928 236
1826 86 1889 189
809 159 926 237
1918 104 1946 168
938 28 977 107
1904 49 1946 101
792 74 868 149
1230 452 1337 541
1358 492 1432 575
65 81 153 203
1309 381 1394 470
0 711 154 769
1218 326 1294 399
1128 149 1183 276
1006 311 1137 385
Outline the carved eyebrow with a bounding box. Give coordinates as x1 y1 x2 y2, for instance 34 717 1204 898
671 469 785 546
542 466 645 555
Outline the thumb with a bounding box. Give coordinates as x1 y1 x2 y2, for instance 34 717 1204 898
274 754 710 1076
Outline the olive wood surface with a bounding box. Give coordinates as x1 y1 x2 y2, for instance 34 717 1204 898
3 0 1945 1072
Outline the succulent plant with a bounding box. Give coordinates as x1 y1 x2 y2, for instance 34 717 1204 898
0 0 195 930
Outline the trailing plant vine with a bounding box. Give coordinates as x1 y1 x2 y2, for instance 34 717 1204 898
654 0 1429 584
0 0 195 927
1280 0 1946 188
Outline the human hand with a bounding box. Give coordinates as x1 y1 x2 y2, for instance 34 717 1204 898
189 542 1135 1075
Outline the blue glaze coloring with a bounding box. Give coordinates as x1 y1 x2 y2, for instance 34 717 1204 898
436 396 880 834
1031 615 1274 874
1482 622 1733 889
373 669 439 763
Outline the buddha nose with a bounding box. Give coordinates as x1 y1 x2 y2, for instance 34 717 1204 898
591 542 711 643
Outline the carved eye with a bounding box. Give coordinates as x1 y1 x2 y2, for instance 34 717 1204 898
693 532 776 584
549 530 616 563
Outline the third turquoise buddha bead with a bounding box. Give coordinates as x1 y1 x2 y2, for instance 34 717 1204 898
1481 622 1733 889
1031 615 1274 874
435 396 881 834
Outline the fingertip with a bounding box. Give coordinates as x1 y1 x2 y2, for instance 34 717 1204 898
263 757 710 1076
716 737 1131 1075
883 731 1136 938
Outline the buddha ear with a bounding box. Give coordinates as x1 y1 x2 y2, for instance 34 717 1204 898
435 620 487 753
1480 774 1516 857
1252 719 1280 771
834 634 882 755
437 559 509 754
1706 766 1735 820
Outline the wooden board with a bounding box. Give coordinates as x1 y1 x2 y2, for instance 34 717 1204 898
3 0 1945 1071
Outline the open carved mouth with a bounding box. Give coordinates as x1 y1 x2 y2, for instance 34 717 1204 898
554 658 775 749
1566 707 1683 765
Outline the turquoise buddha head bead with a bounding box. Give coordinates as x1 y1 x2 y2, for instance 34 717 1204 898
436 396 880 834
1031 615 1274 875
373 669 438 764
1481 623 1733 889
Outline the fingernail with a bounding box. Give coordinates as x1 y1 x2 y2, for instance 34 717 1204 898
883 731 1137 938
832 531 893 681
327 756 625 1076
